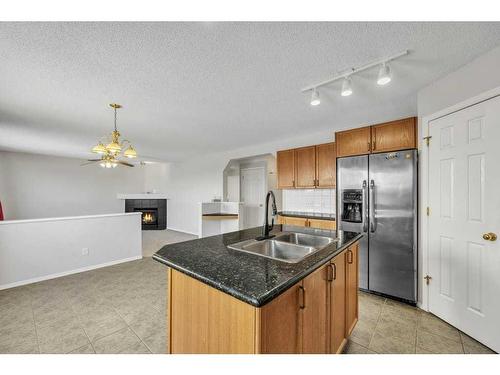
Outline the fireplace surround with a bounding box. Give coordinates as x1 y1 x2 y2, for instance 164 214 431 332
125 199 166 230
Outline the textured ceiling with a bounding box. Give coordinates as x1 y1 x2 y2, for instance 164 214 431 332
1 22 500 162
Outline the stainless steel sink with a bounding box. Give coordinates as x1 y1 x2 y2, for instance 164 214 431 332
228 232 337 263
274 232 335 249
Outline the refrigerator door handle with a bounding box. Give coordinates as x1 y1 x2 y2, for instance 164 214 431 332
362 180 368 232
369 179 376 233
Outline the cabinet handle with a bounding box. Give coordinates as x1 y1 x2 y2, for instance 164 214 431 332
333 263 337 280
327 264 334 282
372 141 376 150
292 180 295 187
347 250 353 264
299 286 305 309
368 142 371 151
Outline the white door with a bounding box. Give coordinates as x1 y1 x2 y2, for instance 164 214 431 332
428 95 500 352
240 167 266 229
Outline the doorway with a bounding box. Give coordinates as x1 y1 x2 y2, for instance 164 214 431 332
240 167 266 229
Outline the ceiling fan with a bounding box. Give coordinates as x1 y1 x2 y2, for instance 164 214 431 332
82 103 137 168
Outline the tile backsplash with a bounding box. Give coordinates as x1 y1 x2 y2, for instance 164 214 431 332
282 189 336 214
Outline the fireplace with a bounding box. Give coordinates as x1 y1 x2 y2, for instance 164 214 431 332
134 208 158 228
125 199 166 230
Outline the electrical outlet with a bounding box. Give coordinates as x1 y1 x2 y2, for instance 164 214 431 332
82 248 89 256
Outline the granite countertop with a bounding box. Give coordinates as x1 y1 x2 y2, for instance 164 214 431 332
278 211 336 221
153 225 362 307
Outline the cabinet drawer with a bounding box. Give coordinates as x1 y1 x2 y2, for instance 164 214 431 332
307 218 336 230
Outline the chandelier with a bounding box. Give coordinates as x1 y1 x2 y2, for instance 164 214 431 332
83 103 137 168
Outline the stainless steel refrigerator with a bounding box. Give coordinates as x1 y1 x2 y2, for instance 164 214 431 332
337 149 417 303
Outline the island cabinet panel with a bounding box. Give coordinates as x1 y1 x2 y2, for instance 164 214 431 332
295 146 317 188
329 252 347 353
259 283 301 353
316 142 336 188
169 269 257 354
335 126 372 157
277 149 295 189
371 117 417 153
345 243 359 336
301 265 329 353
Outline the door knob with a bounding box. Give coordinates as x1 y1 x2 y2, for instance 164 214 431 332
483 232 497 241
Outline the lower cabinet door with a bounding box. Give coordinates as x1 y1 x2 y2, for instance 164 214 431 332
345 244 359 336
259 283 301 353
329 252 347 353
301 265 329 353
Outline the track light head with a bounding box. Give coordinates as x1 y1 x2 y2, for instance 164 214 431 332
341 77 353 97
377 62 391 85
310 89 320 106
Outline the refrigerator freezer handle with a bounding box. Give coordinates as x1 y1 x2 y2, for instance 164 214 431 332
362 180 368 232
369 179 376 233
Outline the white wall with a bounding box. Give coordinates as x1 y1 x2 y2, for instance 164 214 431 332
418 45 500 118
165 129 334 235
0 213 142 289
0 151 168 220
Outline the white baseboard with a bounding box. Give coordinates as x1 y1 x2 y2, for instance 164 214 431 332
0 255 142 291
166 226 200 237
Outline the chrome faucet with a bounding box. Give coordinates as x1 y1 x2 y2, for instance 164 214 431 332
256 190 277 241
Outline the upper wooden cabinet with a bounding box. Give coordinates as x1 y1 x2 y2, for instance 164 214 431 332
277 142 336 189
277 149 295 189
335 117 417 158
316 142 336 188
335 126 372 157
371 117 417 153
295 146 317 188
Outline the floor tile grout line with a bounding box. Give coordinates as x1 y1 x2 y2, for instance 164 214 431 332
112 302 153 354
28 290 42 354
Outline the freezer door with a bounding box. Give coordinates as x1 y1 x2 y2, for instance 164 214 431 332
368 149 417 302
337 155 369 290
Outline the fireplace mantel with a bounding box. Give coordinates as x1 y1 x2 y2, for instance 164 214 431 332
117 193 169 200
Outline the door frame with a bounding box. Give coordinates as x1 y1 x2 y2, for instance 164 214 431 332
419 85 500 311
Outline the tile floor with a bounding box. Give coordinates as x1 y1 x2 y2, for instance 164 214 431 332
0 228 495 354
343 292 496 354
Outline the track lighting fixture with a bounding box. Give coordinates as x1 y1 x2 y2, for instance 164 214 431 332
310 88 320 106
341 77 353 96
301 50 408 104
377 62 391 85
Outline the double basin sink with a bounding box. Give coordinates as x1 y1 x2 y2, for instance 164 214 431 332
228 232 338 263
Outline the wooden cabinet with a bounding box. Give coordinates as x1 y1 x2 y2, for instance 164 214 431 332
278 215 336 230
316 142 336 188
335 126 372 157
260 281 301 353
277 149 295 189
295 146 317 188
345 243 359 336
276 142 336 189
335 117 417 158
328 252 347 353
307 218 336 230
167 240 359 354
371 117 417 153
301 265 329 353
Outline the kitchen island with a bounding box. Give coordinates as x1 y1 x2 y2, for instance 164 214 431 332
153 225 362 354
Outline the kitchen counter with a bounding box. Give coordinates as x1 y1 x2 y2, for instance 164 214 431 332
278 211 336 221
153 225 362 307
